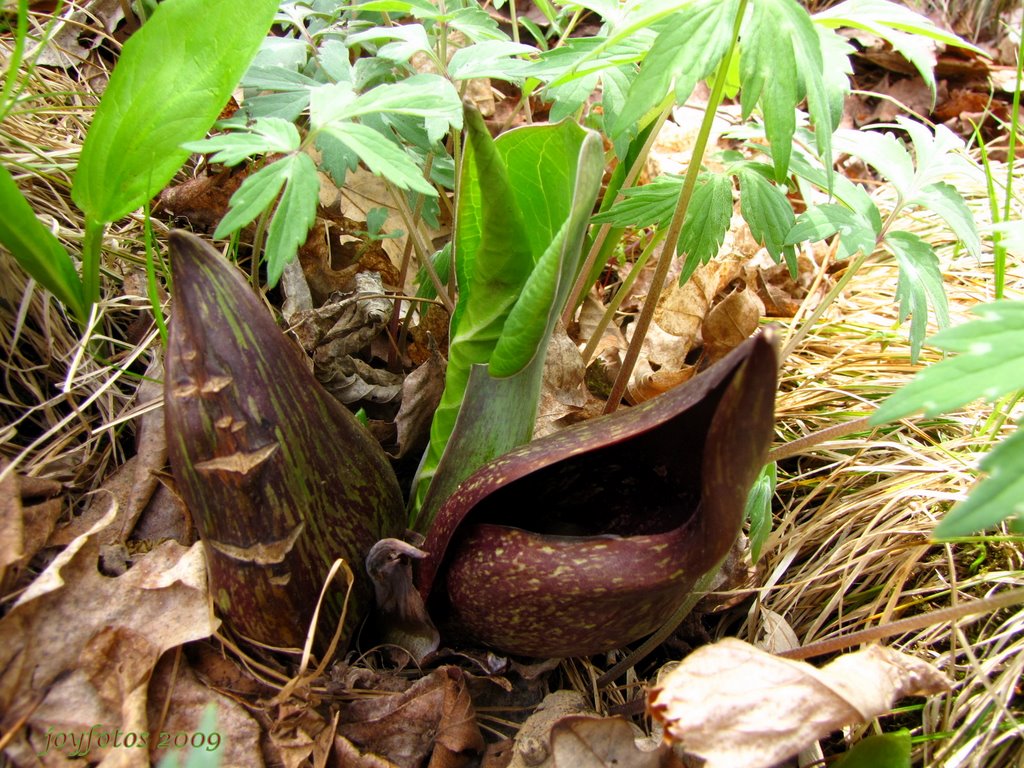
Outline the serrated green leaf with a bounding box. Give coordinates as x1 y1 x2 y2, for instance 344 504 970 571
72 0 278 223
741 0 832 182
213 159 290 239
264 153 319 287
591 174 683 228
321 121 436 196
447 5 509 42
786 203 878 259
0 164 86 321
349 24 433 63
815 0 983 104
448 41 538 80
885 230 949 363
871 300 1024 422
738 167 797 272
833 730 911 768
678 172 734 283
934 428 1024 538
351 0 439 15
181 117 300 166
909 181 981 258
320 74 463 127
612 0 739 141
745 461 776 563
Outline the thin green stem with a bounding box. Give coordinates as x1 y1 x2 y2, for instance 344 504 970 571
580 230 660 364
81 218 105 310
563 98 672 326
602 0 748 414
997 24 1024 299
0 0 28 120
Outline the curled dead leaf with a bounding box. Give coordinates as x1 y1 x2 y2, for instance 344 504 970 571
648 638 949 768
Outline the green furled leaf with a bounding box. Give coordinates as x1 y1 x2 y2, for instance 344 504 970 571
181 118 300 166
319 122 437 196
738 167 797 273
413 114 603 526
871 300 1024 422
786 203 878 260
934 428 1024 538
833 730 911 768
740 0 833 183
0 164 86 321
678 172 734 284
213 159 290 239
814 0 983 104
264 153 319 287
745 462 777 563
612 0 740 141
885 230 949 363
73 0 278 223
591 174 683 228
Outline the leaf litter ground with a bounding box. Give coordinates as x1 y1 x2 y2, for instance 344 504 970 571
2 15 1024 768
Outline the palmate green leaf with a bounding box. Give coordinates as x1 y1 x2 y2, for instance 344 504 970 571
740 0 834 183
591 174 683 228
264 153 319 287
181 118 300 166
786 204 878 260
611 0 739 141
72 0 278 223
909 182 981 258
885 230 949 363
0 164 86 321
737 166 797 273
446 5 509 42
319 122 436 196
213 159 290 239
934 428 1024 538
324 74 462 127
678 172 734 283
814 0 983 103
448 41 538 81
871 301 1024 422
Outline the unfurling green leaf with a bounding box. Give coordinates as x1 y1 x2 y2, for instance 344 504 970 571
885 230 949 362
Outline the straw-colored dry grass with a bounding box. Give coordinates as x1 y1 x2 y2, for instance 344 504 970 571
2 8 1023 767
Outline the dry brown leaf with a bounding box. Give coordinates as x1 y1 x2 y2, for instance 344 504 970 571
337 666 484 768
0 505 217 757
550 716 681 768
701 284 764 364
391 342 446 459
534 323 587 438
649 638 949 768
507 691 593 768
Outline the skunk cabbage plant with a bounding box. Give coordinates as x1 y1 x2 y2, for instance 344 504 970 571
414 331 777 657
164 231 404 653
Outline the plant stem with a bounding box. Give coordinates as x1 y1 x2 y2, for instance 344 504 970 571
81 217 105 310
602 0 748 414
996 26 1024 299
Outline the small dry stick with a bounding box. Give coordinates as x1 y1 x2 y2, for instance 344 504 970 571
766 414 876 464
778 586 1024 660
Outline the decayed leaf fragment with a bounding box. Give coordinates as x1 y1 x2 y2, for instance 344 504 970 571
648 638 949 768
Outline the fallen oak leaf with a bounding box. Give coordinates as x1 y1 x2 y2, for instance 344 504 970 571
648 638 949 768
550 716 683 768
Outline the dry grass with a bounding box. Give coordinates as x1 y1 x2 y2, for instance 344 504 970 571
3 7 1024 768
